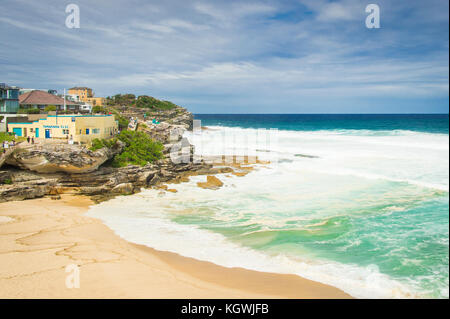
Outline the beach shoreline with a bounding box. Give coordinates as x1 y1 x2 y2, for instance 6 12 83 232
0 194 351 299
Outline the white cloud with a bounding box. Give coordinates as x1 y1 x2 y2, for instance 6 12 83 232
135 22 174 33
163 19 208 31
300 0 363 21
0 0 448 112
194 1 277 23
0 17 82 41
317 2 355 21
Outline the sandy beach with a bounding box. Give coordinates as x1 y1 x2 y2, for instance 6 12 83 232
0 195 351 299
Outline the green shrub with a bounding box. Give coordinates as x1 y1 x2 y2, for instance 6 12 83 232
17 108 40 114
107 94 136 106
105 93 178 110
0 132 15 143
115 114 129 130
89 138 117 151
0 132 15 155
90 138 106 151
111 131 163 167
44 105 57 112
92 105 108 114
135 95 177 110
1 179 12 185
1 132 26 145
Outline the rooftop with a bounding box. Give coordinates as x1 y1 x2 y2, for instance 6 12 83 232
20 90 79 106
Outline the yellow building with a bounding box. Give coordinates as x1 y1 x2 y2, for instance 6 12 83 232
7 114 118 144
68 87 93 100
85 97 106 107
68 87 106 106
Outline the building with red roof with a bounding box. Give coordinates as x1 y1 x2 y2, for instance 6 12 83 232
19 90 80 111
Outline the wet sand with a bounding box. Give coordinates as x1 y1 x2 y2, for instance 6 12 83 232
0 195 351 298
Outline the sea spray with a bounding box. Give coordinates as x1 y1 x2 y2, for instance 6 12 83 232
88 116 449 299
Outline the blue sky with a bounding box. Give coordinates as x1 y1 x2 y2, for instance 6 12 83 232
0 0 448 113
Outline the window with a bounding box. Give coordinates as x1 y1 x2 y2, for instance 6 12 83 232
92 128 100 134
62 129 69 135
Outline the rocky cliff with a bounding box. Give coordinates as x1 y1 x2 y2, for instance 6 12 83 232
1 105 218 202
0 105 248 203
3 141 124 174
115 105 193 130
0 158 232 203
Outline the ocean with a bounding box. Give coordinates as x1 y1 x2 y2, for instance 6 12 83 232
87 114 449 299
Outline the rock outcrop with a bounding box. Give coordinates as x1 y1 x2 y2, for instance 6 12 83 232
0 157 237 203
4 141 125 174
115 105 193 130
0 105 254 203
0 169 56 202
0 147 15 168
138 122 186 144
135 113 195 163
197 175 224 190
112 183 134 194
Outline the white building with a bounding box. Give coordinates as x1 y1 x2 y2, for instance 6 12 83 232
66 93 81 102
79 103 93 112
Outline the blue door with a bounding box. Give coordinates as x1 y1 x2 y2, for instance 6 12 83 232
86 128 90 135
45 129 51 139
35 128 39 138
13 128 22 137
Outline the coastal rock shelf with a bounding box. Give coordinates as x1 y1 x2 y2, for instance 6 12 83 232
117 105 194 131
0 106 248 203
197 176 224 190
3 141 124 174
0 153 237 202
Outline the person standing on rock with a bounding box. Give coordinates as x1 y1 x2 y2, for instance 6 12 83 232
27 136 30 143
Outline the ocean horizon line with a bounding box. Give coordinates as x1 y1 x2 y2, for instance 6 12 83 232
193 113 449 115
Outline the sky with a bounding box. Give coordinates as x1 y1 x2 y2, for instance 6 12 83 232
0 0 448 113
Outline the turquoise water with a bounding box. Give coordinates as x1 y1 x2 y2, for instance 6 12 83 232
170 180 448 298
194 114 449 134
88 114 449 298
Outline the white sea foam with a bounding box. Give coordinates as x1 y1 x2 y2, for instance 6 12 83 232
87 188 421 299
87 126 448 299
185 126 449 192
